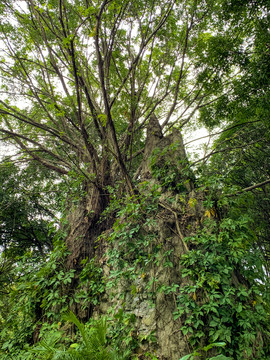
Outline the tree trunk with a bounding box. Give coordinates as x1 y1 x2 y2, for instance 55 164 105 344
62 116 206 358
59 113 267 359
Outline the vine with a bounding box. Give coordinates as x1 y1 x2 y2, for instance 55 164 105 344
174 211 270 359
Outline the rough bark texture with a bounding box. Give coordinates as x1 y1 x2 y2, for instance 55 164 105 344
142 114 194 192
101 118 204 358
63 115 205 358
65 186 104 270
94 190 205 359
65 157 112 271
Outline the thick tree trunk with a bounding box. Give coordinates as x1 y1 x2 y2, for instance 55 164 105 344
62 115 204 358
94 187 204 359
65 185 108 271
61 115 263 358
98 117 204 358
65 156 112 271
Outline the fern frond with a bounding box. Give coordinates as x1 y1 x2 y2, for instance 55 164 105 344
51 350 81 360
62 311 89 350
61 312 112 359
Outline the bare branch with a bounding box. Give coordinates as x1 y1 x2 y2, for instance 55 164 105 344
227 179 270 197
191 140 263 167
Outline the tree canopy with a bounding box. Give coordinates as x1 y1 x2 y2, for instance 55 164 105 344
0 0 267 183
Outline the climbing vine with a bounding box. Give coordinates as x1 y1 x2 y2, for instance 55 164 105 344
174 207 270 359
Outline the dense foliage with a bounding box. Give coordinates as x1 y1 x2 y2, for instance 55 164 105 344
0 0 269 358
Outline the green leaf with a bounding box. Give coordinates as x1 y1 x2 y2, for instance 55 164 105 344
179 355 193 360
203 342 226 351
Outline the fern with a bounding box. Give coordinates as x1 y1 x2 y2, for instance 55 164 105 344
62 311 110 359
27 312 131 360
62 311 90 351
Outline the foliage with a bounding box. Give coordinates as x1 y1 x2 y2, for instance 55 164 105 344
199 120 270 271
150 145 191 192
102 185 270 359
0 238 75 357
105 185 160 287
76 257 106 308
1 0 267 184
0 160 58 257
179 341 232 360
21 311 132 360
0 0 269 358
174 206 270 359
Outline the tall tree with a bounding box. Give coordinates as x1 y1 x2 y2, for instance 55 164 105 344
0 0 251 260
0 0 269 359
0 160 59 257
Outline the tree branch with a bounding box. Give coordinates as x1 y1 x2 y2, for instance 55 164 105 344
227 179 270 197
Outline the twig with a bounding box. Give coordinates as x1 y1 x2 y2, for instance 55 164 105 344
159 201 189 252
227 179 270 197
